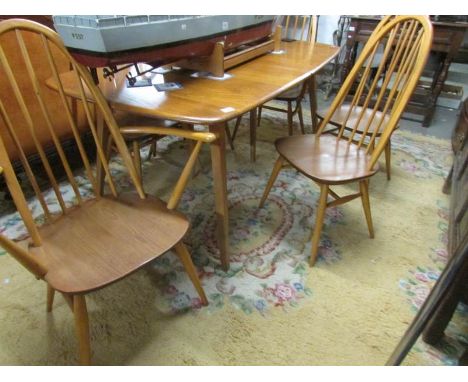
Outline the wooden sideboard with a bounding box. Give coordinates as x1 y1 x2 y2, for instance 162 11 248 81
422 98 468 364
340 16 468 127
387 99 468 365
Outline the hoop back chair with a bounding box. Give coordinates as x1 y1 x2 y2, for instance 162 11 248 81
259 16 433 266
230 16 318 161
0 19 213 365
316 16 398 180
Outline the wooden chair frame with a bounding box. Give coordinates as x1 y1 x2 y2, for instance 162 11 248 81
316 16 396 180
0 19 214 365
259 16 433 266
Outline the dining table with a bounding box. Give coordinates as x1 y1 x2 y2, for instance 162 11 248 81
46 40 340 271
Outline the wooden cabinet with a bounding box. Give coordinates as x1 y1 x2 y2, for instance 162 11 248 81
446 98 468 256
387 99 468 365
422 98 468 364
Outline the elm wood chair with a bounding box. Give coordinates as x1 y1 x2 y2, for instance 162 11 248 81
229 16 318 161
259 16 433 266
0 19 213 365
315 16 396 180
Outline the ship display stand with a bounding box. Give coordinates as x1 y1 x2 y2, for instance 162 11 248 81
92 25 283 86
174 25 283 79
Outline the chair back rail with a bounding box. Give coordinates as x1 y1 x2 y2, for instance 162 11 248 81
0 19 145 251
282 16 317 43
316 16 433 170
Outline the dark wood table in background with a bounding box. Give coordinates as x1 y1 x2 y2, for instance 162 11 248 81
341 16 468 127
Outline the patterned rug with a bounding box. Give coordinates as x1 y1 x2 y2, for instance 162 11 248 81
0 110 466 365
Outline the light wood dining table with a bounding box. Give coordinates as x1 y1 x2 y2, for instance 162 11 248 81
47 40 340 271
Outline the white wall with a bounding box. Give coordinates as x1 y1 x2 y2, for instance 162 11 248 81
316 15 341 44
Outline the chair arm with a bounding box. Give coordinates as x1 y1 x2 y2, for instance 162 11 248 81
0 235 48 279
0 166 48 278
119 126 217 143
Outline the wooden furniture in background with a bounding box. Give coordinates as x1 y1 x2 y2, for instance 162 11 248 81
420 98 468 365
46 38 340 271
341 16 468 127
387 236 468 365
387 99 468 364
259 16 433 266
0 19 211 365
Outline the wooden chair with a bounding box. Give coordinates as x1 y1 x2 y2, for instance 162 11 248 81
230 16 318 161
0 19 213 365
259 16 433 266
257 16 318 132
316 16 396 180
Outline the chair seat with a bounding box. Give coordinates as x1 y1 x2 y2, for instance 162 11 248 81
317 104 391 136
31 193 189 294
276 134 379 184
275 84 303 101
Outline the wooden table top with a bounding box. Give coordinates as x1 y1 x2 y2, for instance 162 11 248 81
49 41 339 125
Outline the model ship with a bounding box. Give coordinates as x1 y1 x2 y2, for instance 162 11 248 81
52 15 276 68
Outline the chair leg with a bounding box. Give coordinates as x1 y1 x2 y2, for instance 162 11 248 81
132 141 142 179
310 184 329 267
249 109 257 162
174 242 208 306
385 139 391 180
297 102 305 134
47 284 55 312
231 116 242 142
257 106 262 127
147 138 157 160
287 101 294 136
308 75 319 132
105 135 114 160
225 122 235 151
359 180 374 238
259 156 284 208
73 294 91 366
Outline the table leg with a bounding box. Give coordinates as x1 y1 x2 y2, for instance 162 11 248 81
308 75 319 133
209 123 230 271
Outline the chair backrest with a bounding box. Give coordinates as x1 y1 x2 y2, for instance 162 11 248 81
316 15 433 170
281 16 317 43
0 19 145 249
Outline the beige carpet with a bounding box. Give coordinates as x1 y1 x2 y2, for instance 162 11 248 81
0 110 466 365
